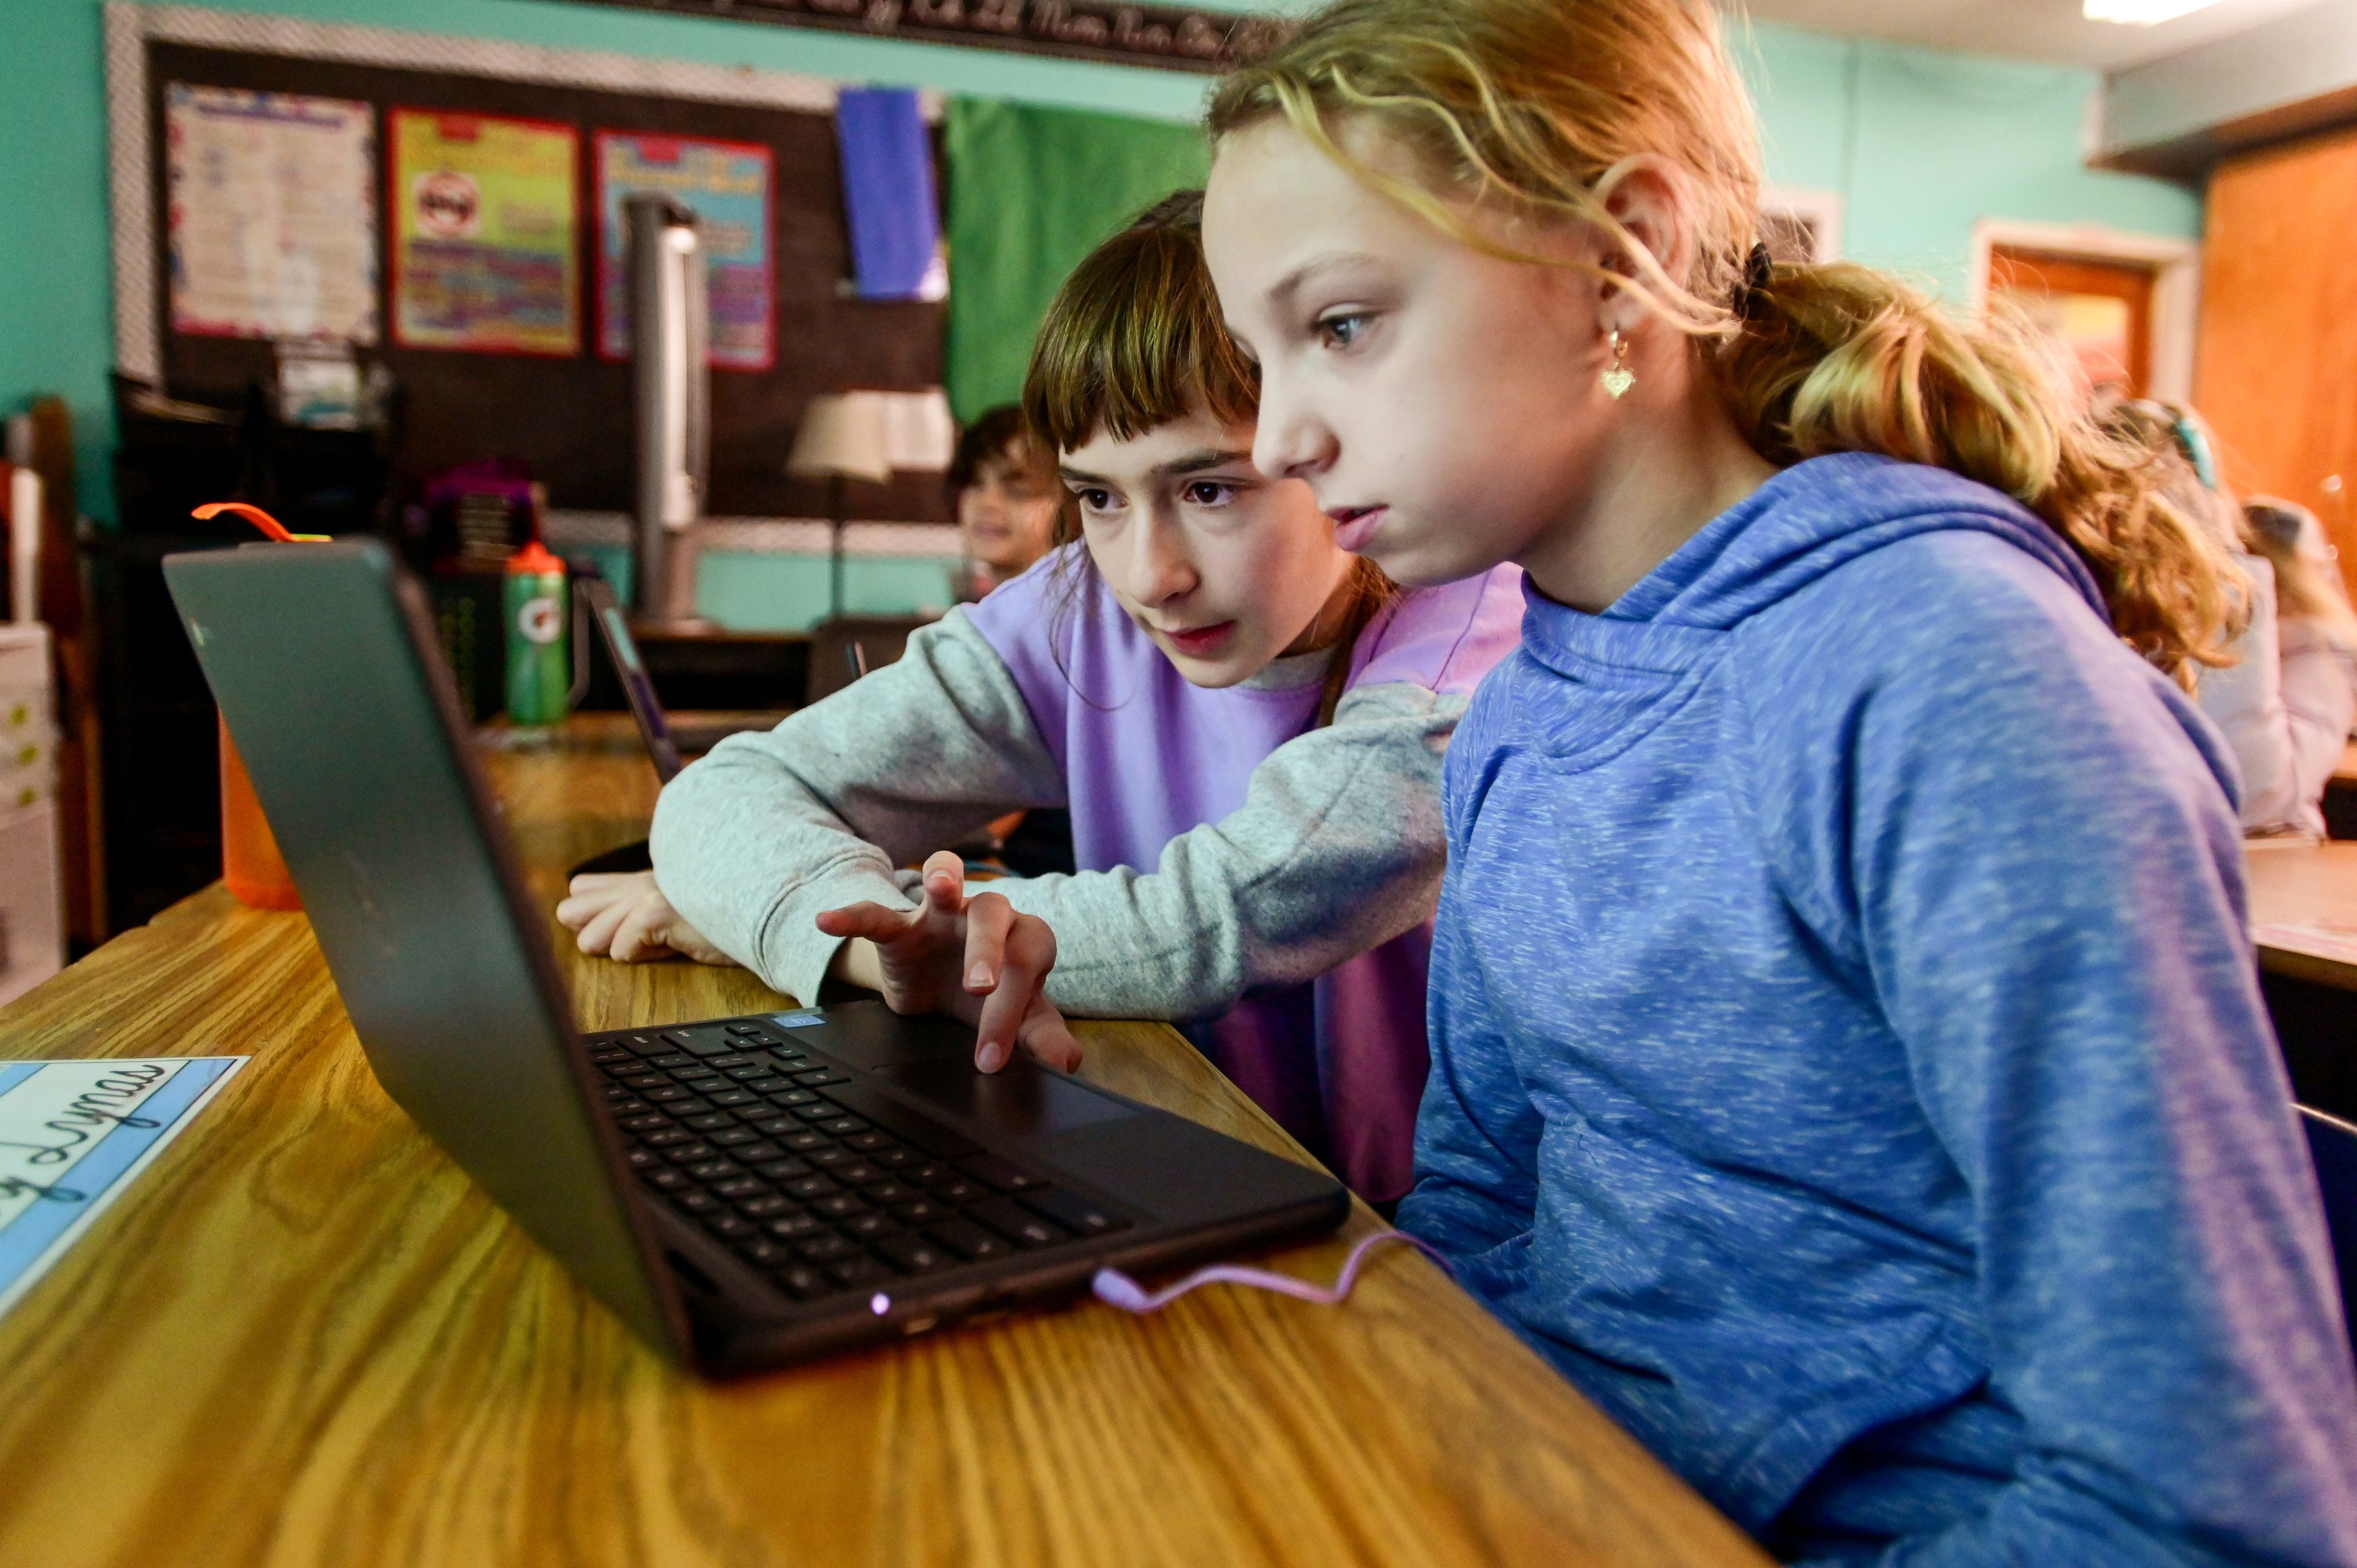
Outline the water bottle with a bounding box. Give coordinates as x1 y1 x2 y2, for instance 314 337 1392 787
504 540 571 727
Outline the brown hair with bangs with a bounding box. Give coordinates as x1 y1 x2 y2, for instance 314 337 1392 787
1023 190 1259 502
1021 188 1395 722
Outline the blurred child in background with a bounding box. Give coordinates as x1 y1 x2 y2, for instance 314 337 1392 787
2240 495 2357 835
2110 398 2357 836
949 405 1062 601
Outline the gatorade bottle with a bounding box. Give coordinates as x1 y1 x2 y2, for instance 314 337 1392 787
505 539 571 727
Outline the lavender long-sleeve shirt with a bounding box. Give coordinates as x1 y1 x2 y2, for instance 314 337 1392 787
652 547 1524 1197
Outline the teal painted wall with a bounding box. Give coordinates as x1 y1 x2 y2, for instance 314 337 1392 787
576 542 959 630
0 0 2199 560
1 0 117 522
1730 22 2200 299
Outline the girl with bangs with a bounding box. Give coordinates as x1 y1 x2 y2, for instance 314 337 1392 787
561 193 1522 1203
1198 0 2357 1561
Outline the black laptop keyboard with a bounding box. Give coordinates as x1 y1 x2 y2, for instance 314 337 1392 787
589 1021 1131 1305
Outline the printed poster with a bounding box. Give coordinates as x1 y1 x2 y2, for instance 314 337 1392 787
390 110 579 356
0 1057 247 1321
595 133 775 371
165 84 377 343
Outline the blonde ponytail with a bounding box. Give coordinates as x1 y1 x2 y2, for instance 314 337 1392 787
1719 262 2242 680
1210 0 2242 684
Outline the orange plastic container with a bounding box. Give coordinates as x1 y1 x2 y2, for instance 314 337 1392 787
192 500 320 912
220 716 301 910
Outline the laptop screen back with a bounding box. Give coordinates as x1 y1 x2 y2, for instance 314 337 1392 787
580 576 683 784
164 540 684 1356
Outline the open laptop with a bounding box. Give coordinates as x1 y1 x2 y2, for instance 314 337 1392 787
574 573 1075 881
570 574 767 875
581 572 801 781
165 539 1349 1374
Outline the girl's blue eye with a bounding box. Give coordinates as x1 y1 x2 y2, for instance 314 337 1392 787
1317 312 1369 349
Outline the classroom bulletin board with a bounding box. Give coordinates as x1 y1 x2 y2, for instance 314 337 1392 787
144 41 950 524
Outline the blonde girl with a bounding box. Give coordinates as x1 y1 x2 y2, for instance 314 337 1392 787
1198 0 2357 1561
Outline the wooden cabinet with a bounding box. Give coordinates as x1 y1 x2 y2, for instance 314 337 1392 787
2195 126 2357 590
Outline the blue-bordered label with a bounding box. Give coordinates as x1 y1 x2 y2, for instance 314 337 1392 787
0 1057 248 1320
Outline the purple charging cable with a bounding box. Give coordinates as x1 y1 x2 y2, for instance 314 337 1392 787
1089 1228 1450 1315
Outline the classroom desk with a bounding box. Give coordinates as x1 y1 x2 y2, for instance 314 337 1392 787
2244 841 2357 1119
2248 839 2357 991
0 716 1764 1568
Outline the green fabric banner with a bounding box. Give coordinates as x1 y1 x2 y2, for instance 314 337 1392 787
944 98 1210 424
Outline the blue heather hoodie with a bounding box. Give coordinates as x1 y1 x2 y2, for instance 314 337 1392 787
1401 453 2357 1566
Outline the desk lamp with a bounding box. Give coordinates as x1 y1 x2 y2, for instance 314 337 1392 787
787 392 894 619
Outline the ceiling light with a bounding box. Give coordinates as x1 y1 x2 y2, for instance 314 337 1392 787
2083 0 2225 23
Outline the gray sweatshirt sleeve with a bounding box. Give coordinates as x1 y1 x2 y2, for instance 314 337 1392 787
648 608 1066 1006
989 679 1458 1019
649 608 1461 1018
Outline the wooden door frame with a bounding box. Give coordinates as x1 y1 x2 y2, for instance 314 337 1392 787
1967 218 2201 402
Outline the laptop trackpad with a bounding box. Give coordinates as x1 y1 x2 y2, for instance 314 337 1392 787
872 1059 1134 1137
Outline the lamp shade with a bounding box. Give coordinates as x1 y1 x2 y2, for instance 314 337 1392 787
788 392 896 484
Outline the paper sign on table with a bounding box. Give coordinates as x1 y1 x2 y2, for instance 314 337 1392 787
0 1057 247 1319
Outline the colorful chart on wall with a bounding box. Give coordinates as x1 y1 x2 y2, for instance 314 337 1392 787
165 84 378 344
594 132 775 371
389 109 580 356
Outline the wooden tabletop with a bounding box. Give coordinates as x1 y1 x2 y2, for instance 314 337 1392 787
0 715 1763 1568
2248 838 2357 990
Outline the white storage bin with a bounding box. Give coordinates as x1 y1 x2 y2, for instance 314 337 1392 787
0 624 52 810
0 691 53 814
0 797 61 1006
0 624 60 1006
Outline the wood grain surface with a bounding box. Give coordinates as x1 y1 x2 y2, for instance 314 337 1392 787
0 716 1766 1568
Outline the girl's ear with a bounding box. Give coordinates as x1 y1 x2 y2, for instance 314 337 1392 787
1589 155 1698 333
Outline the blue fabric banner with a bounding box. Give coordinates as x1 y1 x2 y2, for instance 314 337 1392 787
835 88 943 302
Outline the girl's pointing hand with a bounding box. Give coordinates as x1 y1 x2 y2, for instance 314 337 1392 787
816 851 1084 1075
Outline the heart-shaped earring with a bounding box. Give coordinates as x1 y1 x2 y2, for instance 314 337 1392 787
1601 328 1635 400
